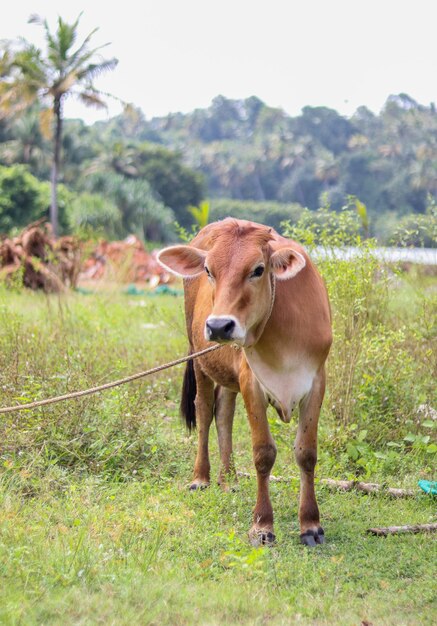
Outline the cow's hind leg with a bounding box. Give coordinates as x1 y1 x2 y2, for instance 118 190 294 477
215 386 237 489
240 361 277 546
295 366 326 546
191 365 215 490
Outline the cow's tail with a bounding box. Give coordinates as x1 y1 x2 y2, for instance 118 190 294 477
181 355 197 430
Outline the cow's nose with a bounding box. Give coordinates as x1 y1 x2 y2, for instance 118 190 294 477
205 318 236 342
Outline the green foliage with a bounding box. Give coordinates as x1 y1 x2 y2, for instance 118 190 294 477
125 94 437 218
0 13 118 114
1 90 437 243
0 287 435 625
0 13 118 235
210 198 302 232
68 192 122 239
0 106 50 178
188 200 210 229
282 199 365 247
282 208 436 477
0 164 49 231
354 197 369 235
83 171 175 241
2 91 437 243
390 197 437 247
0 164 74 233
127 142 204 226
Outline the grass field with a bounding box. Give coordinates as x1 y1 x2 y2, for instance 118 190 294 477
0 274 436 625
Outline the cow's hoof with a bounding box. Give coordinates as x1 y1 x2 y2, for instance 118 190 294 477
189 480 209 491
249 528 276 547
300 527 325 547
218 480 238 493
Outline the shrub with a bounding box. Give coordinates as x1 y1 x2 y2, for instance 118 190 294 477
389 200 437 248
282 204 436 475
68 192 122 239
209 198 302 233
0 165 74 234
0 165 49 232
82 172 176 241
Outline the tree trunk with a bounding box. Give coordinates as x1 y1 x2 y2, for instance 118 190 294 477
50 96 62 238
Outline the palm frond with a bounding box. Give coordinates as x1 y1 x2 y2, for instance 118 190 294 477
31 15 61 69
69 43 112 74
39 107 54 140
28 14 44 26
50 71 78 96
0 81 37 118
56 17 76 61
12 45 48 85
76 58 118 82
68 27 99 67
77 90 107 110
0 139 21 162
67 13 84 52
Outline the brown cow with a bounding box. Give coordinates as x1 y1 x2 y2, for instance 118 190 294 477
157 218 332 546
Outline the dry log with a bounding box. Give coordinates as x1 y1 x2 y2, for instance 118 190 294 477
321 479 415 498
237 473 416 497
367 523 437 536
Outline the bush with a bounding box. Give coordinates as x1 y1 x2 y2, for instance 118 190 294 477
82 172 176 241
68 192 122 239
209 198 302 233
0 165 74 234
281 205 436 476
389 200 437 247
0 165 50 232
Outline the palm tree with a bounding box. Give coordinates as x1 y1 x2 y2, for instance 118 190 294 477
0 13 118 236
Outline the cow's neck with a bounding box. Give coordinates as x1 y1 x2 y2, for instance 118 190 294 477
243 288 316 423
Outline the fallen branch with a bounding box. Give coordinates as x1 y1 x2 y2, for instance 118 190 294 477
237 472 435 536
237 473 415 497
321 479 415 498
367 523 437 536
0 222 81 292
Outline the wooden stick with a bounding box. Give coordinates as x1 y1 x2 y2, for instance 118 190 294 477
238 473 417 498
367 523 437 536
321 479 415 498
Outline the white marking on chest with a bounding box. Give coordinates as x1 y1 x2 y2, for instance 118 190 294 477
245 350 316 423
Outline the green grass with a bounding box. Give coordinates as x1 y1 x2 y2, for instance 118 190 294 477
0 285 436 625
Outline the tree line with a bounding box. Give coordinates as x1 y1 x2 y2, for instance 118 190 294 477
0 14 435 245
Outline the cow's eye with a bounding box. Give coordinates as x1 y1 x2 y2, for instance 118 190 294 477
205 265 212 277
250 265 265 278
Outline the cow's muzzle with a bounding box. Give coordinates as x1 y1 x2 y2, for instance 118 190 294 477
205 316 242 342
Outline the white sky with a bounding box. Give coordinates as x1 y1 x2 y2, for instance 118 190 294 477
1 0 436 124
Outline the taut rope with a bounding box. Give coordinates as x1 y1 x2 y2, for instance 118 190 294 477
0 344 225 414
0 275 277 415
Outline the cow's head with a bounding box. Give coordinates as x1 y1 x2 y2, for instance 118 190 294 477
157 220 306 347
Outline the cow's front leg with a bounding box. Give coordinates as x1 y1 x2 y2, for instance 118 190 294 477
295 367 326 546
191 366 214 490
240 360 277 546
215 386 237 490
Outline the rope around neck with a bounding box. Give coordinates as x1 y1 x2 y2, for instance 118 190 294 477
0 344 225 415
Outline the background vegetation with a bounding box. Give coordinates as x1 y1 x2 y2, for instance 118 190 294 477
0 15 435 625
0 215 435 624
1 92 437 244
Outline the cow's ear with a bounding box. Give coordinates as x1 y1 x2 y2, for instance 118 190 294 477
270 247 306 280
157 245 207 278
